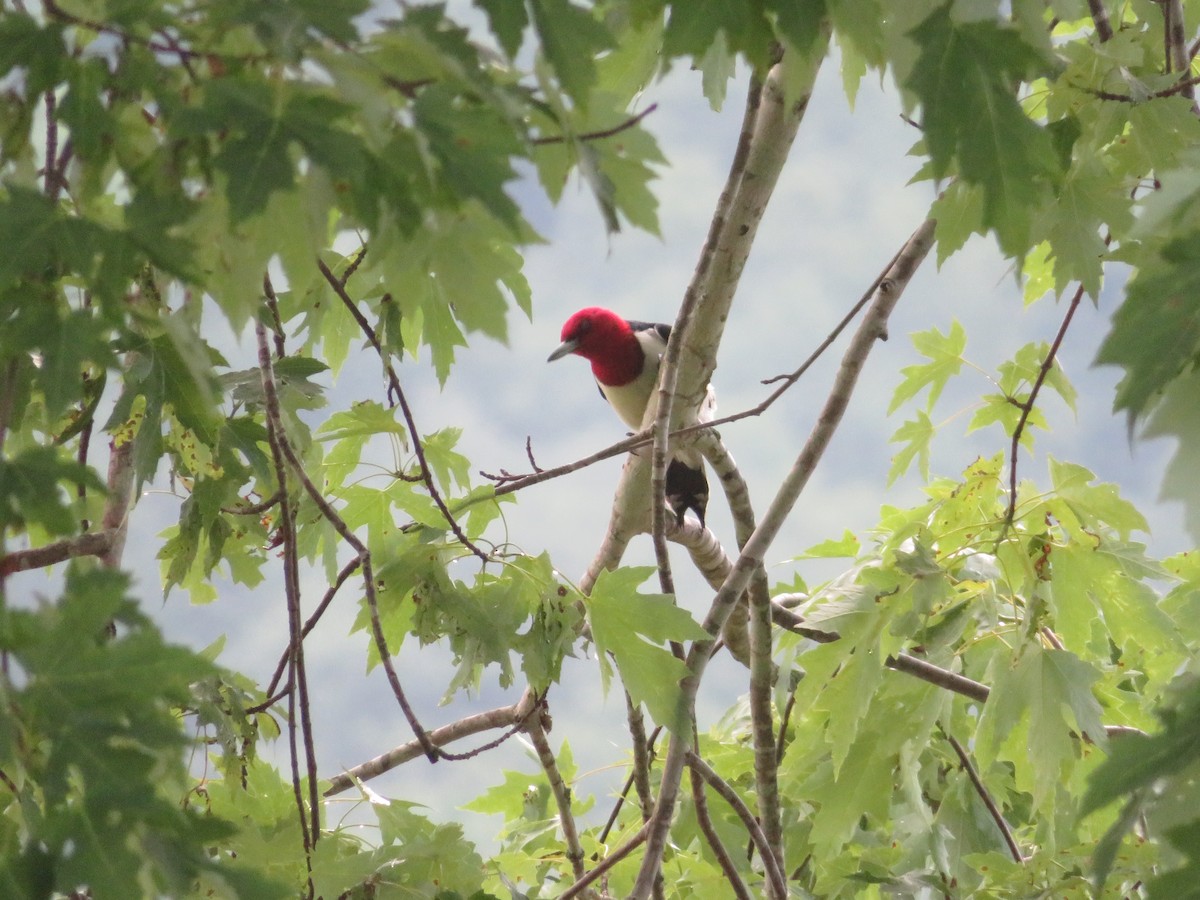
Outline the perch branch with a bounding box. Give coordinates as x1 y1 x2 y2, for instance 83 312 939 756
631 50 826 898
634 217 934 897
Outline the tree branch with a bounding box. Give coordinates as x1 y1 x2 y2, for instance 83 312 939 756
559 824 649 900
324 694 539 796
689 764 754 900
256 320 320 859
633 216 934 898
0 531 116 577
527 714 588 884
1086 0 1114 43
685 750 788 899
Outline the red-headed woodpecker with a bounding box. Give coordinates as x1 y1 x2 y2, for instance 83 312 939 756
548 306 714 526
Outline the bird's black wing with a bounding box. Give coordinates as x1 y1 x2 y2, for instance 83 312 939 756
626 320 672 346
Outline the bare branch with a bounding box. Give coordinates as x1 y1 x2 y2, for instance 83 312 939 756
264 556 362 701
631 49 828 897
0 531 115 576
272 406 440 763
99 439 136 568
626 694 656 822
324 694 538 796
747 565 782 892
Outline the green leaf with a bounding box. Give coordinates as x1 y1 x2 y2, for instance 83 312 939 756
529 0 614 111
1035 156 1131 297
888 411 935 483
414 85 523 229
889 321 967 413
587 567 709 736
967 392 1047 443
930 180 985 265
980 644 1105 807
795 529 861 560
698 29 736 111
476 0 527 58
662 0 775 71
1096 231 1200 423
801 726 897 859
1048 458 1149 539
1144 369 1200 545
905 6 1061 253
1083 684 1200 816
0 447 103 536
0 15 65 95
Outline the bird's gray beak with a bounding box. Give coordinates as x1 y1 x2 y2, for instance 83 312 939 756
547 338 580 362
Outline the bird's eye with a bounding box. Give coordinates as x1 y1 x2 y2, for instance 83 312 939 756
572 318 593 338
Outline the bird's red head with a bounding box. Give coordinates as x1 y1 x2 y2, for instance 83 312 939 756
548 307 643 385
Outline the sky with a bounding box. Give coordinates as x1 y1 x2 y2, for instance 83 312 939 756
18 31 1191 854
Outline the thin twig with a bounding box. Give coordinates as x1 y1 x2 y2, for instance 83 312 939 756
1079 73 1200 102
221 490 282 516
43 0 266 64
626 694 657 822
531 103 659 145
263 274 287 358
273 417 440 762
599 718 660 844
945 731 1024 863
316 258 490 563
1003 281 1085 529
263 557 362 700
559 824 649 900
